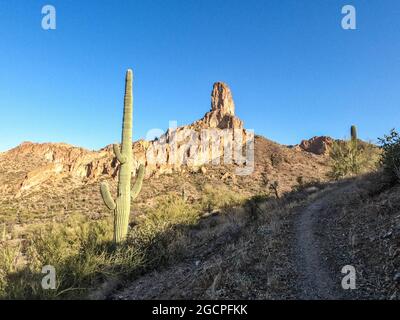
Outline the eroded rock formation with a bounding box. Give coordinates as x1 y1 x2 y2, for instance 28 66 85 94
195 82 243 130
12 82 253 194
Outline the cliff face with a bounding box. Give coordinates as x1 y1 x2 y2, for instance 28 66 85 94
0 142 97 195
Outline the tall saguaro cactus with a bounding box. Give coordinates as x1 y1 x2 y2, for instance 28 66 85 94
100 69 145 244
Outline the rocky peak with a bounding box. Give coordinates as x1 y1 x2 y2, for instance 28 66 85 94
195 82 243 130
211 82 235 116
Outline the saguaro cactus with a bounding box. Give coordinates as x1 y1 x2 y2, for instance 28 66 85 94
351 125 357 142
100 69 145 244
349 124 360 174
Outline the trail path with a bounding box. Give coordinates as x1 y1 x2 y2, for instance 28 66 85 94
108 182 356 300
293 183 354 299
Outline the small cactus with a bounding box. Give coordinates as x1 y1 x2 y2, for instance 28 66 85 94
100 69 145 244
351 125 357 142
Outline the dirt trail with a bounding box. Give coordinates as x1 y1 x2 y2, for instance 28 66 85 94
108 181 357 300
293 182 354 299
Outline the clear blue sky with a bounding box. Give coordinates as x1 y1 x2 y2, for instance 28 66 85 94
0 0 399 151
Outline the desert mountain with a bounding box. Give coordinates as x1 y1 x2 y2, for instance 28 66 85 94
1 82 395 301
0 82 331 225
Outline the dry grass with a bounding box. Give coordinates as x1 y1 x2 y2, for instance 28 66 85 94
0 184 254 299
113 184 325 300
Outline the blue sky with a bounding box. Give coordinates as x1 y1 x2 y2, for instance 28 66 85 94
0 0 399 151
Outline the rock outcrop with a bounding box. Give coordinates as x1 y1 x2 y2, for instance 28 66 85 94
139 82 250 176
298 136 333 155
194 82 243 130
10 82 253 194
1 142 117 194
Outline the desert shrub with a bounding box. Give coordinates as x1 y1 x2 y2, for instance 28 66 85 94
378 129 400 182
329 139 380 180
269 181 280 199
292 176 323 193
0 194 205 299
131 195 200 264
201 184 246 212
270 152 284 167
0 245 20 297
1 214 146 299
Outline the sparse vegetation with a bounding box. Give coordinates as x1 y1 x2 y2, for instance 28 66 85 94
200 184 246 212
270 152 284 168
111 180 332 300
259 172 281 199
0 184 250 299
318 172 400 299
378 129 400 182
329 126 380 179
0 214 143 299
269 181 280 199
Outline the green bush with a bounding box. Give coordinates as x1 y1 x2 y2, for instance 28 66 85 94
329 139 380 180
378 129 400 182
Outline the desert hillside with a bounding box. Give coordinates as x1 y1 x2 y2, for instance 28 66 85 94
111 173 400 300
0 83 331 235
1 81 395 301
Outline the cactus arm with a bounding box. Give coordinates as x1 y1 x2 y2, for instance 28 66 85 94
113 144 127 164
100 182 116 210
131 164 145 200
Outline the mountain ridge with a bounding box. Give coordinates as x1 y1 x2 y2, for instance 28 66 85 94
0 82 334 199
